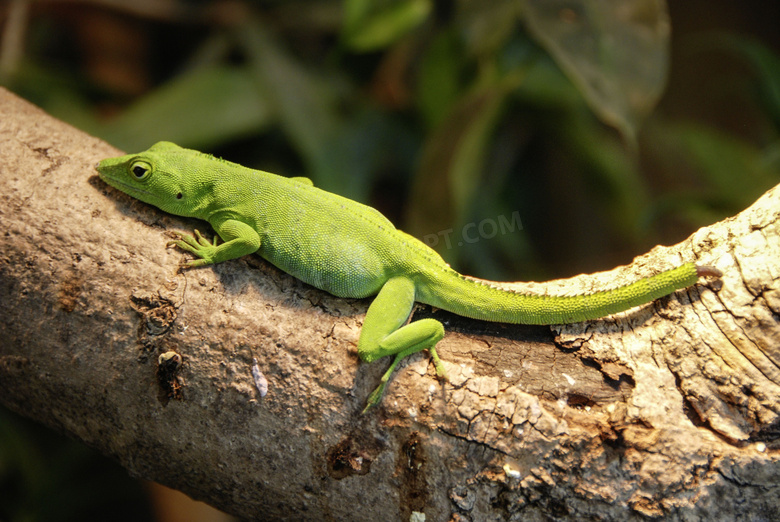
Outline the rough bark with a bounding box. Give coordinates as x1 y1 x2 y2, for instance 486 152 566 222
1 86 779 521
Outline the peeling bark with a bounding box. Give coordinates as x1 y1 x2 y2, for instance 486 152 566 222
1 87 779 521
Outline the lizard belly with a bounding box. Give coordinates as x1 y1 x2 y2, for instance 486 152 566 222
259 234 391 299
248 188 405 299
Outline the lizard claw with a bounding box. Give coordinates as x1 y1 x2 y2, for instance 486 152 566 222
362 382 387 414
166 230 218 266
430 347 448 380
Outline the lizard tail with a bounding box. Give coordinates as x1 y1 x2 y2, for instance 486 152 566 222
418 262 717 325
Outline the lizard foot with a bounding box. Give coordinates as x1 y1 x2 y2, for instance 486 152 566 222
362 382 387 414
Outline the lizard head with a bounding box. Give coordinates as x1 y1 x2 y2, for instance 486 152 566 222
97 141 213 218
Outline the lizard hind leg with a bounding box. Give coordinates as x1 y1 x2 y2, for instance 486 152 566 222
358 276 445 413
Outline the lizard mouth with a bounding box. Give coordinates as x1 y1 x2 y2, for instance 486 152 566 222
98 172 157 200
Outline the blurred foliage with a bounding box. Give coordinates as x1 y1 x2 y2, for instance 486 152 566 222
343 0 432 51
520 0 671 145
0 408 153 522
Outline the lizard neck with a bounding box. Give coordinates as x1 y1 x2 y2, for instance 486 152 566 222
195 166 279 221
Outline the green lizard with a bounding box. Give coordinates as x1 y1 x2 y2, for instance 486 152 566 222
97 141 721 411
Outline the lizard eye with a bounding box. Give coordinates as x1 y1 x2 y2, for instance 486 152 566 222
130 161 152 180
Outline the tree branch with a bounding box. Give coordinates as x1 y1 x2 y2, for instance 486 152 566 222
1 87 779 520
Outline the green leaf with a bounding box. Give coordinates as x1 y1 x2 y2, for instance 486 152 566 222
416 31 464 128
236 22 416 201
519 0 670 143
455 0 523 59
342 0 432 51
101 65 272 151
405 85 509 260
708 35 780 129
644 119 779 219
238 23 345 190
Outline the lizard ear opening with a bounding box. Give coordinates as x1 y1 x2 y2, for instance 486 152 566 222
130 161 152 180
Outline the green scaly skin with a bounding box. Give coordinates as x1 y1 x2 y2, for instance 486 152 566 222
97 142 721 412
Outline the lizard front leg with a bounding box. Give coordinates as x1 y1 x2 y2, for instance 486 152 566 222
358 276 446 413
170 219 261 267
